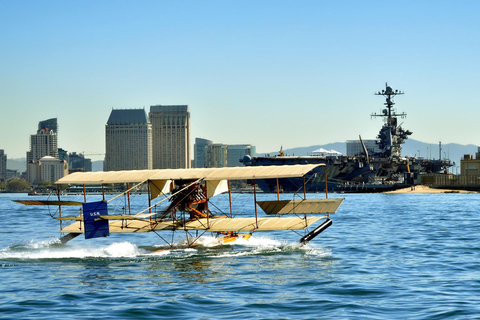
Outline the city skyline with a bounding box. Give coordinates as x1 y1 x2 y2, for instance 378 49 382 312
1 1 480 160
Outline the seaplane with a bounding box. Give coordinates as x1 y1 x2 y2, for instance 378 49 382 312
13 164 343 247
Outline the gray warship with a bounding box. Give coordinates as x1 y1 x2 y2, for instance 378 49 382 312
242 84 452 192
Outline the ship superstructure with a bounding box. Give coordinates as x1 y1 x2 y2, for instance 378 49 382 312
242 84 452 192
371 84 412 158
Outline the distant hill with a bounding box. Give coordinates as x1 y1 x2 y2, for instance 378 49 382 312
6 158 105 173
7 158 26 173
92 160 104 172
403 140 478 166
257 142 346 157
258 139 479 168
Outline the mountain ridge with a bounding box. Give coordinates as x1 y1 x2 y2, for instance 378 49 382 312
5 139 478 173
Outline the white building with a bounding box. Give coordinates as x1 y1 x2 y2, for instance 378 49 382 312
27 156 69 184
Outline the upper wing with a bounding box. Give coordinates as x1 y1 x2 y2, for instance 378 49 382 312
55 164 325 185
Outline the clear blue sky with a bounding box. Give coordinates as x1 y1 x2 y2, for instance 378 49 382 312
1 0 479 160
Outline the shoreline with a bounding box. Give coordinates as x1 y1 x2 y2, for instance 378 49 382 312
385 185 478 194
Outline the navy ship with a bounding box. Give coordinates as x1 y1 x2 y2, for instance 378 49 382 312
242 84 452 192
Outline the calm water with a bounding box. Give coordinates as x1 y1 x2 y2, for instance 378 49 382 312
1 191 480 319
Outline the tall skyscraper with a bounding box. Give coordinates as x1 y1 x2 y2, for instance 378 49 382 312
149 105 191 169
26 128 58 163
105 109 152 171
194 138 213 168
0 149 6 181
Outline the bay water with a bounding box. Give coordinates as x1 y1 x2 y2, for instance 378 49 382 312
1 191 479 319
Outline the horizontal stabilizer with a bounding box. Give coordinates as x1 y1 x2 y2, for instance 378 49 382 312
257 198 344 215
13 200 83 206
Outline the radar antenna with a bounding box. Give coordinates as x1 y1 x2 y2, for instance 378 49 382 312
371 82 406 124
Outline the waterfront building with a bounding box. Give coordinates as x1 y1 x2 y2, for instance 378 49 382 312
227 144 256 167
0 149 6 181
346 139 381 157
105 109 152 171
58 148 68 162
460 147 480 176
6 169 18 179
149 105 191 169
68 152 92 172
27 161 40 184
28 156 69 184
204 144 228 168
39 156 69 183
194 138 213 168
26 128 58 164
199 142 256 168
27 118 61 182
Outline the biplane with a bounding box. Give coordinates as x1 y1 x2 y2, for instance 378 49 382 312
14 164 344 247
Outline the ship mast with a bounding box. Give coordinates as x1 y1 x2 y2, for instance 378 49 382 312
371 83 406 123
370 83 411 158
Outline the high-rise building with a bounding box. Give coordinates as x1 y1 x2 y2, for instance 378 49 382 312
149 105 190 169
194 138 213 168
38 118 58 133
200 143 256 168
105 109 152 171
69 152 92 172
26 128 58 163
227 144 256 167
204 144 228 168
27 119 60 184
58 148 68 162
0 149 6 181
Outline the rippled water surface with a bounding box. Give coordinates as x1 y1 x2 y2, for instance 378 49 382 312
1 192 480 319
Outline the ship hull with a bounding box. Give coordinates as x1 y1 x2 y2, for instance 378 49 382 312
243 155 451 193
